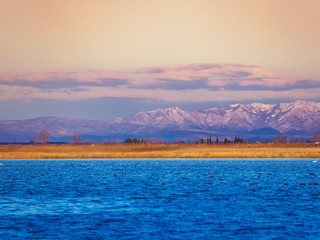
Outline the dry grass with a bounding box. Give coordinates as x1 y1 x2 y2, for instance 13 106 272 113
0 142 319 159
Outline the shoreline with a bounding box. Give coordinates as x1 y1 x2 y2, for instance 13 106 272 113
0 143 319 159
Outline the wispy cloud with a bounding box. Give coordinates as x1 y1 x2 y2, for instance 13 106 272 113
1 63 320 103
139 78 210 90
130 63 320 92
0 70 128 91
0 78 129 90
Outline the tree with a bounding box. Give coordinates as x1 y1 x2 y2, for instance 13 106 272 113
133 138 140 144
124 137 133 144
275 135 290 143
234 136 244 143
38 129 49 144
115 137 121 144
313 131 320 142
72 134 82 144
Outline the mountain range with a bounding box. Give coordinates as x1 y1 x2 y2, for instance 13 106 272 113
1 100 319 142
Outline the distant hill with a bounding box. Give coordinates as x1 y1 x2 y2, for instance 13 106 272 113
0 100 319 142
246 127 281 136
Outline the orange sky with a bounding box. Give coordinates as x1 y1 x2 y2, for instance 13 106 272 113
1 0 320 76
1 0 320 119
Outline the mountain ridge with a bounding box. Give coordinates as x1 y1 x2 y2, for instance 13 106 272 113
0 100 319 142
117 100 320 132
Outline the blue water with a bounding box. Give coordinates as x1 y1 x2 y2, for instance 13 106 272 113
1 159 320 239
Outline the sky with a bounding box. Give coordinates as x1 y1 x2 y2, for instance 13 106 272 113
1 0 320 120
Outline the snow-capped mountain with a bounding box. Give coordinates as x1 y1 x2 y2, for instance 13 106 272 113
0 100 319 142
265 101 320 132
115 100 320 134
115 107 206 128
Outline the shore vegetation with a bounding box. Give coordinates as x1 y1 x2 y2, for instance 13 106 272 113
0 142 319 159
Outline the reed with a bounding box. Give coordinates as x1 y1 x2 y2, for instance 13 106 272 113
0 142 319 159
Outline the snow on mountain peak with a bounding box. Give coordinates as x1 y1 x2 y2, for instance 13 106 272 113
229 104 240 108
114 100 320 133
166 106 183 111
149 106 183 113
250 102 275 109
277 100 320 113
292 100 320 110
250 102 275 111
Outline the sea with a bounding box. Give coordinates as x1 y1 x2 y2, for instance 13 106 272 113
1 159 320 239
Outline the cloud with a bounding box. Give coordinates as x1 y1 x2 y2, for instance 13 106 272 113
139 78 210 91
2 64 319 93
130 63 320 92
0 70 129 91
1 63 320 105
284 79 320 91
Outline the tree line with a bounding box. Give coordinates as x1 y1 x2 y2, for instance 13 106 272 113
33 129 320 145
195 136 244 144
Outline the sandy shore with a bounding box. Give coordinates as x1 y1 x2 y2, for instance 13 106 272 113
0 143 319 159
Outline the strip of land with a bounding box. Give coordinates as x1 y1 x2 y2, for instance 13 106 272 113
0 143 319 159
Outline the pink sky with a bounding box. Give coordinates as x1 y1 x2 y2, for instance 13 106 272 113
0 0 319 119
